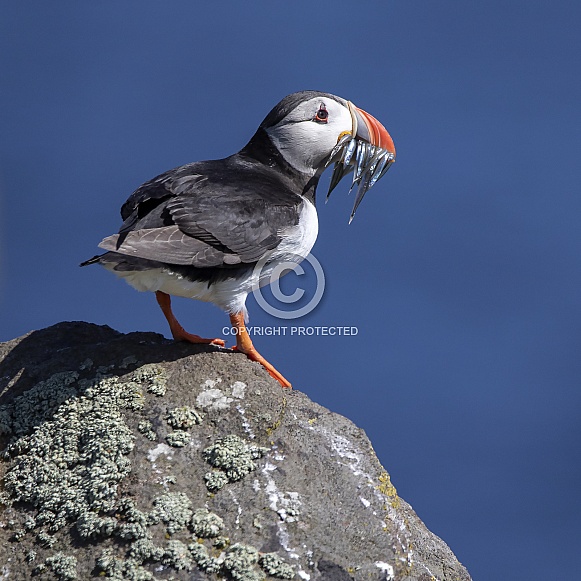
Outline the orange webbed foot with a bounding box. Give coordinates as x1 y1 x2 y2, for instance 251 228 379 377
155 291 226 347
170 327 226 347
229 313 292 389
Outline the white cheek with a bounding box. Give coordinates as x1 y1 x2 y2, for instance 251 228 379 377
266 113 352 174
266 125 325 173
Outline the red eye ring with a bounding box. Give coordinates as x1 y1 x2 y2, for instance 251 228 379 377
315 105 328 123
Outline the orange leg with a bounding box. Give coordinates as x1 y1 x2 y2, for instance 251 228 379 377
229 312 292 389
155 291 225 347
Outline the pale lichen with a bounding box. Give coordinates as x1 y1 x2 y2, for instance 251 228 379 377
166 406 203 429
188 542 222 573
120 356 138 369
0 371 79 438
147 442 174 463
259 552 295 579
202 434 269 491
132 364 167 396
161 539 193 570
153 492 193 534
37 530 57 547
75 511 118 539
231 381 247 399
190 508 224 538
137 420 157 441
115 498 157 541
45 552 78 580
96 548 154 580
127 538 164 562
273 491 301 523
79 358 93 371
204 471 230 493
213 535 230 549
166 430 191 448
223 543 264 581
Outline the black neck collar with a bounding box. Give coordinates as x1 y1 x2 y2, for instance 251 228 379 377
237 128 320 204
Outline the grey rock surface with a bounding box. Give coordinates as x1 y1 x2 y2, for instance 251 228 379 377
0 322 471 581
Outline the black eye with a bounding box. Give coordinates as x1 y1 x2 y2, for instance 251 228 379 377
315 106 328 123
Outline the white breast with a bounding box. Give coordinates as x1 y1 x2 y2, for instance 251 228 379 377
269 199 319 265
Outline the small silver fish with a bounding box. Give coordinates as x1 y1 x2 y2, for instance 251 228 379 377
325 135 395 220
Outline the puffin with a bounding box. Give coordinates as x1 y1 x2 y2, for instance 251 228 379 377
81 91 396 388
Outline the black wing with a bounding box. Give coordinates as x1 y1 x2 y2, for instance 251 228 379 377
98 156 303 268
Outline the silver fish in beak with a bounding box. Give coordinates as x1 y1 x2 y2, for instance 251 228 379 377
325 101 396 223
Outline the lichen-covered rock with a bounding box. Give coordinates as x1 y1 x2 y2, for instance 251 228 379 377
191 508 224 538
259 553 295 579
167 406 203 429
222 543 262 580
0 322 471 580
153 492 193 534
166 429 191 447
43 552 78 580
202 434 269 491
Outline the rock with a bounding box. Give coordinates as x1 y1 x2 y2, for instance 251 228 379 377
0 322 471 581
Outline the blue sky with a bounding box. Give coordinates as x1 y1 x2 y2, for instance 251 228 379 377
1 2 580 578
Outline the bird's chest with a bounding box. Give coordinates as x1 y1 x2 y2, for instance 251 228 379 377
269 199 319 265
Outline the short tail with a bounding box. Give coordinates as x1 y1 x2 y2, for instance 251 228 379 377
80 254 103 267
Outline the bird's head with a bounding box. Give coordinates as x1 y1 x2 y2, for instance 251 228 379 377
259 91 396 222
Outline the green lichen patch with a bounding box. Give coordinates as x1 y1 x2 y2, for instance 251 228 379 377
137 420 157 441
37 530 57 547
190 508 224 538
188 542 271 580
127 538 164 563
259 553 295 579
99 532 197 578
96 529 243 579
0 406 12 437
1 374 136 536
96 548 154 580
11 527 26 541
166 406 203 429
132 364 167 396
204 471 230 493
188 542 222 574
75 511 118 539
115 498 158 541
0 371 79 437
223 543 264 581
202 435 269 492
152 492 193 534
161 540 192 570
213 535 230 549
45 552 78 580
166 430 191 447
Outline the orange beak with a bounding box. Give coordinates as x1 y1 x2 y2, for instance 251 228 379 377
350 102 396 157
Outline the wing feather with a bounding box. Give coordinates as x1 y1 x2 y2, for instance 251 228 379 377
107 157 303 268
98 226 228 267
